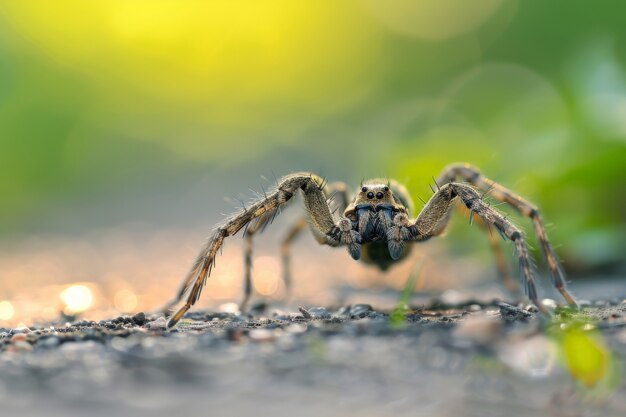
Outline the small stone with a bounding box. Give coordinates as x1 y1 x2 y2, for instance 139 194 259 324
10 333 28 343
498 301 533 321
298 307 312 319
349 304 373 319
525 304 539 313
39 336 61 348
146 317 167 330
367 312 387 321
9 341 32 352
307 307 331 320
132 312 146 326
82 328 103 342
11 327 31 334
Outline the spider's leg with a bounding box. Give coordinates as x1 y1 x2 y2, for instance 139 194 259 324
437 163 576 308
469 212 519 295
161 211 272 316
167 173 359 328
279 181 352 299
406 182 549 314
280 217 308 299
240 211 273 312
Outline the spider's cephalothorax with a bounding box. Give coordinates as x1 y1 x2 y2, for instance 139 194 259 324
163 163 578 328
342 181 415 268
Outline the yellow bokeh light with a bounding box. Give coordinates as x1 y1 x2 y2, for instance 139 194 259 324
60 284 94 314
113 289 138 313
0 1 382 161
0 301 15 321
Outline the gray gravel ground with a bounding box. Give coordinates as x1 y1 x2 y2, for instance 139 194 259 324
1 292 626 417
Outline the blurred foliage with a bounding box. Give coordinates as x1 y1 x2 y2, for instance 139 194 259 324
0 1 625 271
549 312 621 394
390 261 421 328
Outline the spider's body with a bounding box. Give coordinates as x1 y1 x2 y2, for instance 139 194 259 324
343 180 415 268
164 163 578 328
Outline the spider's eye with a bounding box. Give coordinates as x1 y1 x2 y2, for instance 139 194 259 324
376 192 384 199
367 192 374 199
361 186 368 193
383 186 389 192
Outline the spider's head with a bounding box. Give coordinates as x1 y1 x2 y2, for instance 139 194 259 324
355 183 393 207
348 181 401 242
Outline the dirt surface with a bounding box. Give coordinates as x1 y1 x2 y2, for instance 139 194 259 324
1 291 626 417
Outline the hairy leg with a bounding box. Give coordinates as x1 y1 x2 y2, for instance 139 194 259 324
241 181 352 310
280 217 308 299
396 182 550 313
437 163 576 307
166 173 360 328
473 213 519 294
281 181 352 297
240 211 273 311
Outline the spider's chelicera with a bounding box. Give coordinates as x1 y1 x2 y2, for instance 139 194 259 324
164 163 577 328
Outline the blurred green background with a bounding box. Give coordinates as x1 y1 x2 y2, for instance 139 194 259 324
1 0 625 278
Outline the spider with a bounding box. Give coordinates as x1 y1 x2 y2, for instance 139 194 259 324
164 163 577 328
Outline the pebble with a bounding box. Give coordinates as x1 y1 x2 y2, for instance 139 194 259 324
497 302 533 321
11 327 31 335
9 340 33 352
298 307 312 319
146 317 167 330
349 304 373 319
82 328 103 342
10 333 28 343
307 307 331 320
132 312 146 326
38 336 61 348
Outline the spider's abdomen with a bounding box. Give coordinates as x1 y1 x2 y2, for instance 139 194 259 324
360 241 412 271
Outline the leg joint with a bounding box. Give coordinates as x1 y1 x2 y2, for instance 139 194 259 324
528 207 540 218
